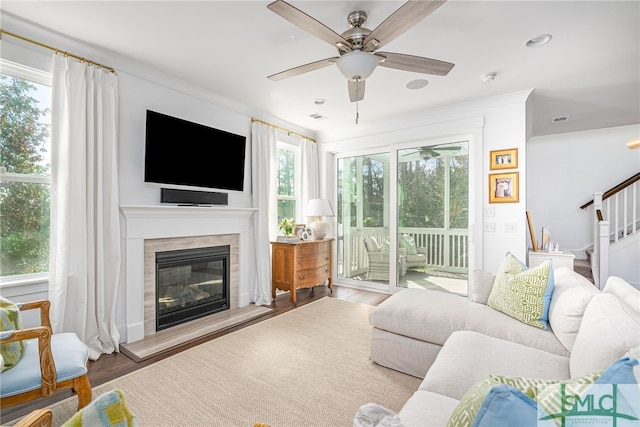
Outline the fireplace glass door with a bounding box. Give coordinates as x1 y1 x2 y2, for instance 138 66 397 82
156 245 230 330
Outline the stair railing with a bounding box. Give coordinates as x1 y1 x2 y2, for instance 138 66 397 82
581 173 640 289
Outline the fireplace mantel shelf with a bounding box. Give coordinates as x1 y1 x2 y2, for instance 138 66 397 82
120 205 258 220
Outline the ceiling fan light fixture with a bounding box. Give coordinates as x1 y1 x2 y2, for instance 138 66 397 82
336 50 378 80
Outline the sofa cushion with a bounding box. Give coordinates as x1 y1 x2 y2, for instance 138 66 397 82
468 269 495 304
548 267 599 352
0 297 25 372
487 253 554 330
420 331 570 401
369 288 568 359
570 287 640 378
603 276 640 316
399 390 460 427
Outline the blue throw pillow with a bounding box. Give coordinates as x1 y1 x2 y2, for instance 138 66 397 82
469 357 639 427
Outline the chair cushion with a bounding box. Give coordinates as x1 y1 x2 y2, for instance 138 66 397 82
400 235 418 255
0 333 89 397
0 296 25 372
364 236 381 252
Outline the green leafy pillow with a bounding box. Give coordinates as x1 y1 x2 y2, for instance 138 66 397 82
379 239 391 254
0 296 25 372
487 252 554 329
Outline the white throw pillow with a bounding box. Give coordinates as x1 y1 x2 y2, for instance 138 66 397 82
548 267 599 352
468 269 496 305
570 292 640 378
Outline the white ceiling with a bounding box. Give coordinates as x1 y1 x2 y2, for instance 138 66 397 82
2 1 639 140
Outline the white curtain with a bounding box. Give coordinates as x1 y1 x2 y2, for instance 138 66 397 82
301 137 320 205
251 122 277 305
49 54 121 360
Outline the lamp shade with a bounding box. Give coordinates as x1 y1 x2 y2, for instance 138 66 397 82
336 50 378 80
306 199 334 217
306 199 334 239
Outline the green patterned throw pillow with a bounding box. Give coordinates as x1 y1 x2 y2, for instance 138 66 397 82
487 252 554 329
0 296 25 372
447 371 603 427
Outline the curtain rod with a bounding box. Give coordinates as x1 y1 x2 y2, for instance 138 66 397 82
0 29 116 74
251 118 316 143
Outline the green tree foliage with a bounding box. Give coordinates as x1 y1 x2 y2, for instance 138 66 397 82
0 75 51 275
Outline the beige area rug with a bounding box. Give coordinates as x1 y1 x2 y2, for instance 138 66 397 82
48 298 421 427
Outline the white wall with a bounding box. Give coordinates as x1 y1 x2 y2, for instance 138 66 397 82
526 125 640 254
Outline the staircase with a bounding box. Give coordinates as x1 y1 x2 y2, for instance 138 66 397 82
581 173 640 289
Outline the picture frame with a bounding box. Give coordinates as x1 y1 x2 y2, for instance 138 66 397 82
490 148 518 170
489 172 519 203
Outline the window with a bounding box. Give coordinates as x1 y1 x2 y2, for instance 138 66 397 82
0 62 52 278
276 141 300 226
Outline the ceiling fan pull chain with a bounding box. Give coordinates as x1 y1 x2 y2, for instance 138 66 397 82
355 78 360 124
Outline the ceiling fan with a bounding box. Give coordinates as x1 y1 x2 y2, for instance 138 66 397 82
404 145 462 159
267 0 455 105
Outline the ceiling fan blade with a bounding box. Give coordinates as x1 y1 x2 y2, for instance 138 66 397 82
433 146 462 150
268 57 339 81
363 0 447 51
376 52 454 76
348 79 365 102
268 0 352 50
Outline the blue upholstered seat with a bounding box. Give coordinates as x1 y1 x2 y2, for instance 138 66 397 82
1 333 89 397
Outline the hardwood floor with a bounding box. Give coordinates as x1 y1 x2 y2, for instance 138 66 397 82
1 285 389 424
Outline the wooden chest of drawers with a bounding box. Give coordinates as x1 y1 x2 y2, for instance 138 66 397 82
271 238 333 304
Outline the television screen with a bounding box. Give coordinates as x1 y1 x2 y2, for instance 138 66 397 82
144 110 246 191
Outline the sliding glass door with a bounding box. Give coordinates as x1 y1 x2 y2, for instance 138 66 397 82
397 142 469 295
336 141 469 294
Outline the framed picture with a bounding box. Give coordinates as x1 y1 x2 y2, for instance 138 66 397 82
489 172 519 203
490 148 518 170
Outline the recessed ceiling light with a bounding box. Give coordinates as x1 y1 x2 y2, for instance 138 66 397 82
526 34 552 48
406 79 429 90
313 98 326 105
481 72 497 83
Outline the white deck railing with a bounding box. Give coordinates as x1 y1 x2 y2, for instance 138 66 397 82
337 227 468 279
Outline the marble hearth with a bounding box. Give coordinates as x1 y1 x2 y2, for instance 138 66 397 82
120 205 260 347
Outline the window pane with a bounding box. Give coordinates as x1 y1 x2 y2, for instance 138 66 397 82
277 200 296 225
1 73 51 277
0 181 50 275
277 148 295 197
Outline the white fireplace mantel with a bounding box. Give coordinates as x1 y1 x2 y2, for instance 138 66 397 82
120 205 258 343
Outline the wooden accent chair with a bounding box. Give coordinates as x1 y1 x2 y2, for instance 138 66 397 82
0 299 92 411
12 408 52 427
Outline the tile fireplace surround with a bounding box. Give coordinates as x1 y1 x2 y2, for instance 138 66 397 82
120 205 257 344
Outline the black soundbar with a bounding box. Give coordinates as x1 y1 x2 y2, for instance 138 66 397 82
161 188 228 206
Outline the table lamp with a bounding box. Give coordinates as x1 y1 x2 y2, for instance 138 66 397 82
306 199 334 240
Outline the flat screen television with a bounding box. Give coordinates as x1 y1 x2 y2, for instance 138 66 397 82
144 110 246 192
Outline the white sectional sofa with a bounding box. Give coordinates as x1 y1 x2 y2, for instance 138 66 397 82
365 266 640 427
